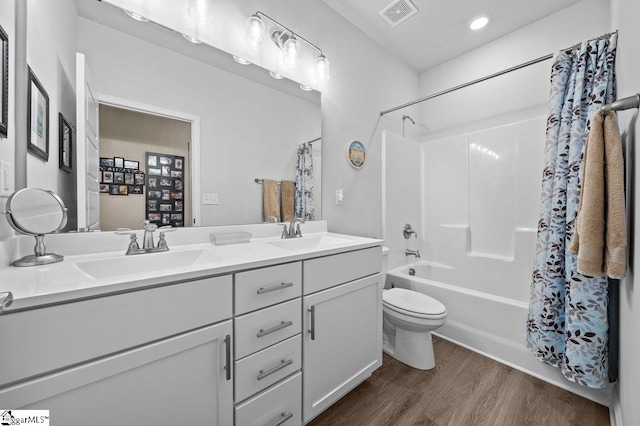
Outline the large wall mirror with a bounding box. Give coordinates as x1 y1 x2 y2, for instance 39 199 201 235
24 0 321 231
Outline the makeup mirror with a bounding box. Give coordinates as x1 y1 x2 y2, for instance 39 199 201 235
3 188 68 266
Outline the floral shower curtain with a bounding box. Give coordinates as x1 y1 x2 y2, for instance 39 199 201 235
295 143 314 220
526 32 617 389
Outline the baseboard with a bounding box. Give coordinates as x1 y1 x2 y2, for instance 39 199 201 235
433 319 613 407
610 384 623 426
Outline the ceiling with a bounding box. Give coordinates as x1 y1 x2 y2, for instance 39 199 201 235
323 0 582 73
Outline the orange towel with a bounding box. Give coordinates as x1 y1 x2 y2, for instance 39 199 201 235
262 179 280 223
569 110 626 278
280 180 295 222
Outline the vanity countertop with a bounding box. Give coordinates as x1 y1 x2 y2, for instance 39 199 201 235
0 229 382 312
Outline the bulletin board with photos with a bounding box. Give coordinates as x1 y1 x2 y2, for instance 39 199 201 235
146 152 185 227
99 157 145 196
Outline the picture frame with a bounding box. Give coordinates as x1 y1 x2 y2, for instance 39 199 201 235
114 157 124 168
27 67 50 161
124 160 139 170
58 113 73 173
100 157 115 168
99 184 109 193
102 171 114 183
347 140 365 169
134 173 145 185
114 172 125 184
124 172 134 185
0 24 8 138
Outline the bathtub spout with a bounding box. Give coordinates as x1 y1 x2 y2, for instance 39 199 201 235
405 249 421 258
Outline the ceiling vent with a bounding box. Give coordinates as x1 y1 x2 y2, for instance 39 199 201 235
379 0 418 27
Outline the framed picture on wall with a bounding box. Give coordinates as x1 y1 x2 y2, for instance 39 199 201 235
0 24 8 138
58 113 73 173
27 67 50 161
114 157 124 168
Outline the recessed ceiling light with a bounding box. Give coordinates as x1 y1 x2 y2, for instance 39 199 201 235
123 9 149 22
469 13 491 30
182 34 202 44
233 55 251 65
269 71 285 79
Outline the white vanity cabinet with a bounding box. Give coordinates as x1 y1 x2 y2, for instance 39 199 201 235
0 275 234 425
302 247 383 423
233 262 303 426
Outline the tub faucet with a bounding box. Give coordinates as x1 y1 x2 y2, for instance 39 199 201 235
405 249 420 258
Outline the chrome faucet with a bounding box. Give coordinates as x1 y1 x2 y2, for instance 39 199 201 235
281 217 305 239
115 221 176 255
405 249 421 258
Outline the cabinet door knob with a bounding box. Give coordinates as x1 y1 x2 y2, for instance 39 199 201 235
257 320 294 338
262 411 293 426
257 282 294 294
257 358 293 381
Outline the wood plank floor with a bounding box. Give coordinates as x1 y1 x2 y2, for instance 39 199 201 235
308 337 609 426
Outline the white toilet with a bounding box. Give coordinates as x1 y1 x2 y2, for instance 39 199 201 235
382 287 447 370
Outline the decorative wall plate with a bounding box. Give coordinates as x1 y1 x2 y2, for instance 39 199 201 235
347 140 365 169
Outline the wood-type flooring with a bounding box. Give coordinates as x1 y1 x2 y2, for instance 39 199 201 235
308 336 610 426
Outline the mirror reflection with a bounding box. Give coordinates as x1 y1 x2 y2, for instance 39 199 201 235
25 0 322 232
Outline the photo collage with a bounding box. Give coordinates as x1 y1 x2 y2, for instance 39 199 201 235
146 152 185 227
99 157 145 196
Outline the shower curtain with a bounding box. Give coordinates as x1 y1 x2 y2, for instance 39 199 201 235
526 32 617 389
295 142 314 221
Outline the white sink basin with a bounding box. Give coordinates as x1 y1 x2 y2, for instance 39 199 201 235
267 235 352 251
75 249 222 279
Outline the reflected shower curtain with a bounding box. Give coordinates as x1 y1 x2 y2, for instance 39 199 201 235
295 143 314 220
526 33 617 389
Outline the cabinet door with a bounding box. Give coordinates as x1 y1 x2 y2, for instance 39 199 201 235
303 274 383 423
2 321 234 426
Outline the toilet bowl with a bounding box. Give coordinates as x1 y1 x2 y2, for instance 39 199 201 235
382 287 447 370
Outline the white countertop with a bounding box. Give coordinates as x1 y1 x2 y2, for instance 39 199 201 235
0 226 382 311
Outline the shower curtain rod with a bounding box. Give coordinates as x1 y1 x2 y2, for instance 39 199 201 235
303 137 321 145
380 53 554 116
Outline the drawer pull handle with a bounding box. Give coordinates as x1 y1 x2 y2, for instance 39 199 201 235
308 305 316 340
0 292 13 314
263 411 294 426
257 358 293 381
257 320 294 338
224 334 231 381
257 282 294 294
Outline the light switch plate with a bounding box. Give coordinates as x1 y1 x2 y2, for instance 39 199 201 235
202 193 219 205
335 188 344 206
0 161 13 197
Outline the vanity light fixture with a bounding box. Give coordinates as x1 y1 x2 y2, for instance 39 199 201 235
245 11 330 81
269 71 285 79
188 0 215 25
182 33 203 44
123 9 150 22
233 55 252 65
469 13 491 30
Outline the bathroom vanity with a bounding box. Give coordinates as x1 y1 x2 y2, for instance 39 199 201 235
0 222 383 425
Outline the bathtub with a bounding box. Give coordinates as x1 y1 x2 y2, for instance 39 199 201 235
385 261 613 406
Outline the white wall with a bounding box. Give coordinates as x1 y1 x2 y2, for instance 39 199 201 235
25 0 78 230
0 0 16 252
611 0 640 423
77 18 321 226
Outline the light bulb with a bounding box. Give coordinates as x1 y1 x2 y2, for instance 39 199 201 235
269 71 285 79
182 34 202 44
123 9 149 22
233 55 251 65
469 14 491 30
245 15 266 49
189 0 215 25
283 36 301 67
315 54 330 81
300 84 313 91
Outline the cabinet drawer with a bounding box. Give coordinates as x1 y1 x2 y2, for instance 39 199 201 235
235 372 301 426
303 246 381 295
235 298 301 359
235 262 302 315
235 334 301 402
0 275 232 387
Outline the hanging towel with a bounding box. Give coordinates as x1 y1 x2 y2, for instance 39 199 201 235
569 110 626 278
280 180 295 222
262 179 280 222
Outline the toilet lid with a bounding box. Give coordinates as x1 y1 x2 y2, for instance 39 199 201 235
383 288 446 316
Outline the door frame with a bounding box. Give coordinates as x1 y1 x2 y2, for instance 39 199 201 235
97 94 202 226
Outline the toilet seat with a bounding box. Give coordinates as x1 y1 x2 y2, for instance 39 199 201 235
383 288 447 320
